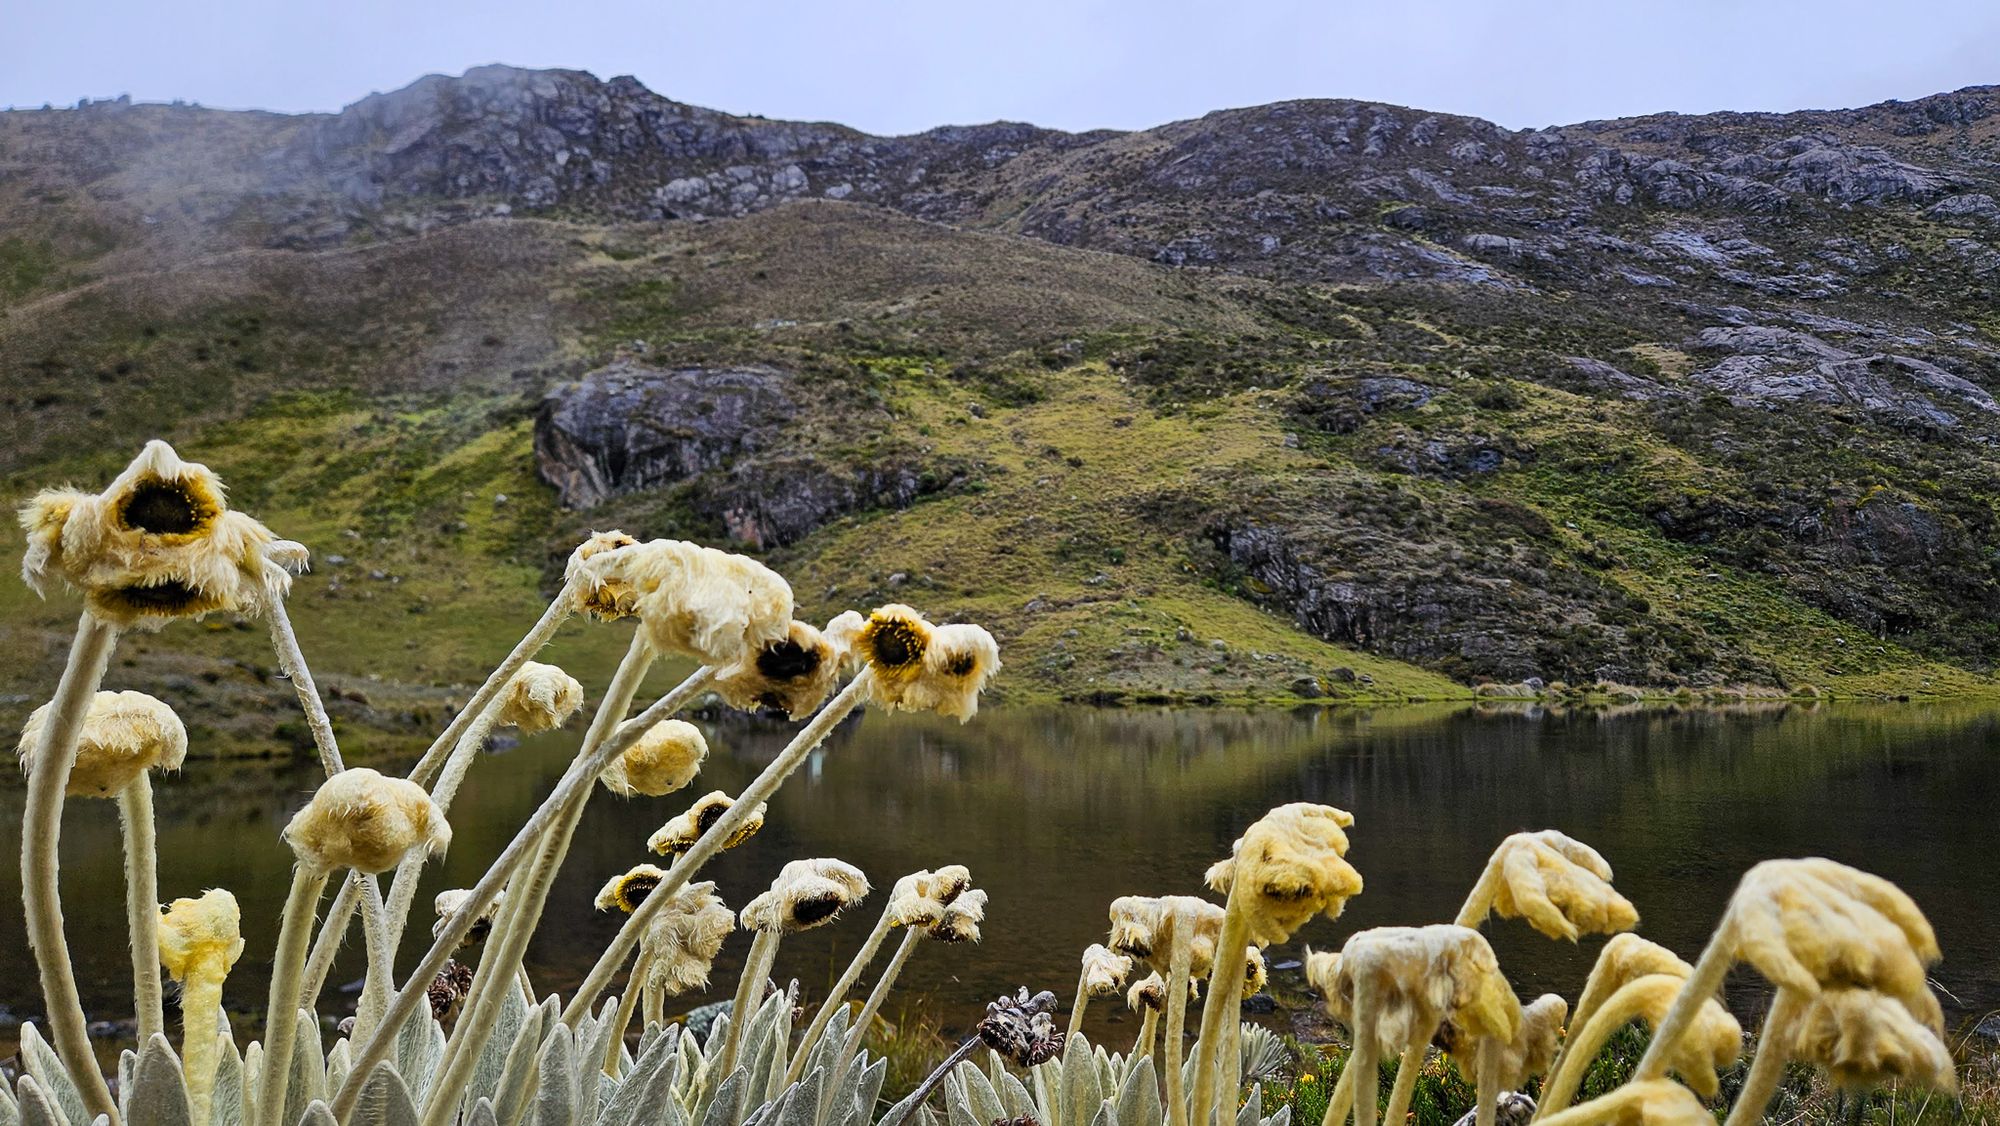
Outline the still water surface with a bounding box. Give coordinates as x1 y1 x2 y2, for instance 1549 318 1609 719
3 701 1996 1043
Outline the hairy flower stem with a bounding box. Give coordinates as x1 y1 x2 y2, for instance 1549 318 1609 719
1189 878 1252 1126
352 876 397 1043
828 927 921 1114
787 907 896 1085
1382 1040 1430 1126
604 949 654 1076
1474 1039 1501 1126
405 580 578 788
881 1035 983 1126
180 964 227 1125
380 704 503 966
1164 918 1196 1126
1319 1060 1355 1126
1631 926 1735 1083
1453 854 1503 930
327 661 718 1122
419 632 656 1126
255 866 332 1126
641 975 664 1031
301 875 363 1011
1067 971 1093 1041
1134 1007 1160 1059
1720 990 1806 1126
262 561 346 777
118 776 165 1042
717 929 783 1079
1351 994 1379 1126
1536 979 1661 1117
20 612 121 1124
556 672 873 1028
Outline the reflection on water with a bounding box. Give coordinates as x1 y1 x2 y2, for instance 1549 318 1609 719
3 701 1997 1045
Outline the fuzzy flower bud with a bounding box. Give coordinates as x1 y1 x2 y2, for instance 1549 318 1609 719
282 767 452 874
496 662 584 734
18 689 186 797
600 718 708 797
158 888 245 983
741 858 871 933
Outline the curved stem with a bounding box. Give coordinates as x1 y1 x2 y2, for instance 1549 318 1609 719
254 866 331 1126
405 580 578 788
1190 878 1251 1126
179 966 226 1126
1720 990 1806 1126
830 926 922 1104
351 875 396 1043
1453 852 1504 930
20 613 120 1124
880 1035 983 1126
1382 1041 1429 1126
119 776 166 1042
328 661 717 1121
1319 1045 1356 1126
1536 976 1675 1118
1632 925 1734 1083
604 948 653 1076
556 672 872 1027
642 973 664 1032
1351 1002 1378 1126
717 929 783 1080
301 874 364 1012
380 705 503 969
262 560 345 777
1164 921 1195 1126
1474 1038 1500 1126
1134 1007 1160 1060
787 907 896 1086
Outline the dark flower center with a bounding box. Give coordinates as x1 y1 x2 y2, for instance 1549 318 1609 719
107 580 206 613
696 802 729 835
868 619 925 669
755 638 822 682
944 651 977 677
619 874 661 910
467 918 494 944
791 894 844 926
118 478 212 536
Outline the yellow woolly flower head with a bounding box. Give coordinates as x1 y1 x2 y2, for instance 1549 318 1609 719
852 603 932 687
433 888 504 949
565 530 641 620
822 611 868 673
849 607 1002 722
1244 947 1269 995
158 888 245 983
1107 894 1228 976
595 864 669 914
496 662 584 734
927 886 988 943
648 790 766 857
712 619 845 719
600 718 708 797
1447 993 1566 1089
1786 987 1956 1093
18 689 186 797
1577 973 1742 1097
886 865 974 928
575 538 793 665
640 881 735 996
1080 944 1134 998
1204 803 1363 945
19 441 283 628
741 858 870 933
1325 925 1520 1058
1476 830 1639 941
282 767 452 874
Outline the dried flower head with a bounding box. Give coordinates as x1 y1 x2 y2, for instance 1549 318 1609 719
427 961 475 1025
741 858 870 933
978 989 1062 1067
495 662 584 734
851 609 1002 722
640 881 734 995
1724 859 1940 1009
575 538 793 665
886 865 974 928
648 790 766 857
19 441 282 627
1326 925 1520 1057
928 887 988 943
282 767 452 874
565 531 641 620
158 888 245 982
433 888 504 948
1126 972 1188 1013
18 689 186 797
1080 944 1134 998
1447 993 1567 1089
1204 802 1363 945
712 619 844 719
1107 894 1228 975
1785 987 1956 1093
1477 830 1639 941
599 718 708 797
595 864 669 914
853 603 932 685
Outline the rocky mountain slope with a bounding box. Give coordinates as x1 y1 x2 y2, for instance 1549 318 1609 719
5 65 2000 725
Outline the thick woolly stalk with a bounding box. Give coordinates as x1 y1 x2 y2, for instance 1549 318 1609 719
379 703 503 966
1537 978 1671 1116
301 875 364 1011
351 876 398 1043
180 968 227 1124
1382 1042 1429 1126
1350 992 1379 1126
327 663 719 1122
418 632 656 1126
254 866 332 1126
1067 968 1094 1041
1631 930 1735 1083
1453 860 1502 930
1163 921 1196 1126
1319 1060 1356 1126
604 949 654 1075
118 776 166 1041
787 905 898 1085
716 928 784 1079
20 613 121 1124
642 973 665 1031
1720 990 1807 1126
556 672 874 1028
261 561 345 776
1474 1040 1501 1126
404 579 578 787
1189 879 1253 1126
1134 1007 1160 1059
829 927 922 1105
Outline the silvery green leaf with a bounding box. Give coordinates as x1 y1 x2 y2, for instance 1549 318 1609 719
527 1025 578 1126
958 1061 1005 1126
354 1063 420 1126
937 1071 975 1126
211 1032 245 1126
1113 1057 1161 1126
466 1098 499 1126
1235 1084 1260 1126
696 1068 744 1126
393 1011 444 1108
851 1058 886 1126
1240 1026 1287 1084
295 1100 338 1126
117 1050 136 1124
574 998 620 1092
994 1067 1035 1122
283 1010 326 1126
1088 1098 1117 1126
467 981 531 1114
1062 1033 1101 1126
598 1025 682 1126
241 1041 262 1126
323 1041 351 1107
14 1076 65 1126
0 1068 19 1126
17 1025 87 1126
133 1034 193 1126
910 1107 938 1126
494 1002 556 1126
1261 1105 1291 1126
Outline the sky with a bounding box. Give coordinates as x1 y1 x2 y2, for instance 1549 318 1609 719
5 0 1999 135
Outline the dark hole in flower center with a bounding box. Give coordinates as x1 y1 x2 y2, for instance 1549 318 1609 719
111 580 204 611
791 894 844 925
755 639 821 682
869 621 924 668
467 918 494 943
620 875 661 910
119 478 209 535
944 651 977 677
696 802 729 835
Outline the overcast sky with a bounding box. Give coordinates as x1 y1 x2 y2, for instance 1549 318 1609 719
6 0 1999 134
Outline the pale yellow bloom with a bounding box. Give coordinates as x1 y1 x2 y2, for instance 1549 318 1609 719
1125 970 1199 1012
853 603 932 689
565 530 641 620
433 888 505 948
1204 802 1363 945
741 858 870 933
1475 830 1639 941
158 889 245 982
575 538 793 665
282 767 452 874
640 881 734 996
19 441 282 627
1323 925 1519 1057
496 662 584 734
648 790 767 857
1785 986 1956 1092
886 865 974 928
712 619 844 719
599 718 708 797
822 611 868 672
901 622 1002 722
1570 973 1741 1098
1243 947 1268 995
1448 992 1566 1089
927 887 987 943
595 864 669 914
1107 894 1227 976
1080 944 1134 997
1725 859 1939 1010
18 690 186 797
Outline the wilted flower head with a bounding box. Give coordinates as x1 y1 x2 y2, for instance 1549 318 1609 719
1323 925 1520 1057
928 887 988 943
887 865 973 928
1107 894 1227 975
1571 973 1741 1098
648 790 766 856
1205 803 1363 945
1786 987 1956 1093
599 718 708 797
1447 993 1566 1089
426 960 476 1026
575 538 793 665
283 767 452 874
433 888 504 949
565 531 641 620
712 619 845 719
852 603 931 684
595 864 669 914
978 989 1061 1067
19 441 282 628
741 858 870 932
18 689 186 797
822 611 868 673
495 662 584 734
1080 944 1134 998
640 881 734 995
1723 859 1940 1011
1126 972 1193 1013
1476 830 1639 941
158 889 245 982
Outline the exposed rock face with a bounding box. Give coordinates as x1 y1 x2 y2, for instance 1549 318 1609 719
1688 325 1998 429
